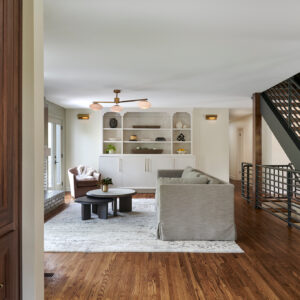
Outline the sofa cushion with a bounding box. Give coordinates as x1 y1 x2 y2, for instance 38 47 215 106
159 176 209 185
181 166 203 178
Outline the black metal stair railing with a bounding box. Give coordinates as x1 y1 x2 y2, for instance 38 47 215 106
241 162 253 202
262 74 300 144
241 162 300 230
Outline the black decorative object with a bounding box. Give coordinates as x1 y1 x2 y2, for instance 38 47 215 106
109 118 118 128
155 137 166 141
177 133 185 141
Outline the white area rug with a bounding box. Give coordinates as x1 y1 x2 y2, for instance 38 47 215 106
44 198 243 253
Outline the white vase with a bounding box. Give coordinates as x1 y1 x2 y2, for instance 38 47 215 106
108 149 115 154
176 121 183 129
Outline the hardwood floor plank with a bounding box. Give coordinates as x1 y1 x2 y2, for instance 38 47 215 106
44 183 300 299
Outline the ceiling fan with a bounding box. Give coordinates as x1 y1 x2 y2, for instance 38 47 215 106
89 89 151 112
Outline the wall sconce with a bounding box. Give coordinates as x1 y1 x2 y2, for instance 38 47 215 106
205 114 218 121
77 114 90 120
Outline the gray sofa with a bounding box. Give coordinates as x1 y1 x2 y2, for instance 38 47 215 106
156 167 236 241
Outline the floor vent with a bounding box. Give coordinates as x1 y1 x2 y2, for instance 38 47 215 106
44 272 54 278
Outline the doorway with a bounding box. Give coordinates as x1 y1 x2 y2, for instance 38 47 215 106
48 119 64 190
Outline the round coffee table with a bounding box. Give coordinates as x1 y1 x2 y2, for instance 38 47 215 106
76 188 136 220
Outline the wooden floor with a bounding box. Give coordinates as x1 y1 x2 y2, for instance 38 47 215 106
44 182 300 299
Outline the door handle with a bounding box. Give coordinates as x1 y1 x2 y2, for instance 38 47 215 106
148 158 151 172
145 158 147 172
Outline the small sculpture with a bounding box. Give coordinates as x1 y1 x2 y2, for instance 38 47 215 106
177 133 185 141
176 121 183 129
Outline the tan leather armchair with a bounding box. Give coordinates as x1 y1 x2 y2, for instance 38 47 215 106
68 166 101 198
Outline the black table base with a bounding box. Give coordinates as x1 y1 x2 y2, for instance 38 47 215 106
75 196 132 220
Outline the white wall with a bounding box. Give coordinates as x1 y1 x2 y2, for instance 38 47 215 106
193 108 230 182
262 118 290 165
64 108 230 184
65 109 101 189
229 114 252 180
22 0 44 298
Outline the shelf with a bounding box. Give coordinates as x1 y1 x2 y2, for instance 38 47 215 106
123 128 170 131
173 141 191 143
123 141 171 144
103 128 122 130
173 128 191 130
104 141 122 143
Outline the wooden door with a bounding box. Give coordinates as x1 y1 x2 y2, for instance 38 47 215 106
0 0 22 299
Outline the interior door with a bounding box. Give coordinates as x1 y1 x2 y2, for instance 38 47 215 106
48 120 63 189
0 0 22 298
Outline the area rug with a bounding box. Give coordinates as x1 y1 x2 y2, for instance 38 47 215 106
44 198 243 253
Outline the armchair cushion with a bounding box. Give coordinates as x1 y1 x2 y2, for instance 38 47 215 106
77 179 98 187
76 175 95 181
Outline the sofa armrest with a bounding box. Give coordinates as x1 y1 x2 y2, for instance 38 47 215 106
157 169 183 178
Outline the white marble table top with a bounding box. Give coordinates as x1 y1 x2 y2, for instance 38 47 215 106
86 188 136 198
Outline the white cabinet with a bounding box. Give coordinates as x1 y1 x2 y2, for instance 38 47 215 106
99 156 123 187
147 157 174 187
121 156 147 188
99 155 195 189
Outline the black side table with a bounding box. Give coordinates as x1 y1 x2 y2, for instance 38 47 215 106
75 196 114 220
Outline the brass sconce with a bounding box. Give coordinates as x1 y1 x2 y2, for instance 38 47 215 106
77 114 90 120
205 114 218 120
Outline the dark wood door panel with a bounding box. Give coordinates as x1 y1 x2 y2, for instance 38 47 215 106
0 0 21 299
0 0 19 230
0 232 18 300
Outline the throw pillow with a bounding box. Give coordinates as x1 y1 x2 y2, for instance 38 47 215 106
207 177 222 184
181 166 203 178
77 165 85 175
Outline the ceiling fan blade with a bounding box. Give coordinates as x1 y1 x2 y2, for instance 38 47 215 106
119 98 148 103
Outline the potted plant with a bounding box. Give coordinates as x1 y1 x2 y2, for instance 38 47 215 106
101 177 113 192
105 144 116 154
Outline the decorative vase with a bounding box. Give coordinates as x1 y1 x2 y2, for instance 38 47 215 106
108 149 115 154
102 184 109 192
176 121 183 129
109 118 118 128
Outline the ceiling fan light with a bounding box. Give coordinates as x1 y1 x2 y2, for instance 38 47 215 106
138 100 151 109
111 104 123 112
89 103 103 111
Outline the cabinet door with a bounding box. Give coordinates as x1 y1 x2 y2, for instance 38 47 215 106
147 157 174 187
174 156 196 169
122 156 147 188
99 156 123 187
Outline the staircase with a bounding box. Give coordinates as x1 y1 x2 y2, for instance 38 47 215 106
261 73 300 169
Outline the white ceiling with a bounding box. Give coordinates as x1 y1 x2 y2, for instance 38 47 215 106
44 0 300 109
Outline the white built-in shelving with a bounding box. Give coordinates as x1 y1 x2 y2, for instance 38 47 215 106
101 110 193 155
